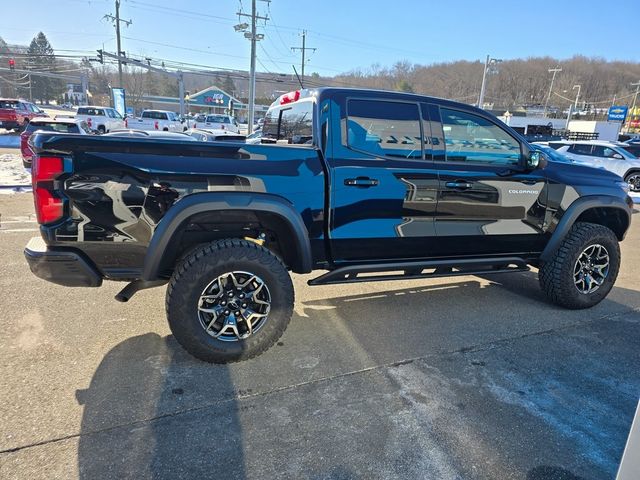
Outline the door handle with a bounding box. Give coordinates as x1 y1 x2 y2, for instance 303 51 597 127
519 179 538 185
445 181 473 190
345 177 379 187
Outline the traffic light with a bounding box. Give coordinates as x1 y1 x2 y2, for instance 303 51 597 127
8 58 15 70
96 49 104 64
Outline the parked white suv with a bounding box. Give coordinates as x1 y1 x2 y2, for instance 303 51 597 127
75 106 125 133
129 110 185 132
556 140 640 192
195 114 240 133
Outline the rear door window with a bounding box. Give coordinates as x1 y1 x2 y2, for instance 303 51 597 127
77 107 104 116
568 144 593 155
263 100 313 145
345 99 422 159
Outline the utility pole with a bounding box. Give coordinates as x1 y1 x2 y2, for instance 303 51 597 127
544 67 562 117
291 30 316 87
104 0 132 88
235 0 268 134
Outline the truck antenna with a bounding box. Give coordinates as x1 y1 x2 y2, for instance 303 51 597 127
292 65 303 89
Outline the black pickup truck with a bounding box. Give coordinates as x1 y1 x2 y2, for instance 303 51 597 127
25 88 634 363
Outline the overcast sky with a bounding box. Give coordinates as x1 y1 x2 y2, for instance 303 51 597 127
2 0 638 76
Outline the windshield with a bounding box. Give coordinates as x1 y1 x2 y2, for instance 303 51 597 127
206 115 231 123
0 100 20 109
26 122 80 134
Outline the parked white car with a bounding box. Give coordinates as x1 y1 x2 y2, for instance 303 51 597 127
74 106 125 133
128 110 185 132
194 114 240 133
555 140 640 192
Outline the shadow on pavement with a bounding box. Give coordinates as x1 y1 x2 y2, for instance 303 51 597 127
75 274 640 479
76 333 245 479
527 466 586 480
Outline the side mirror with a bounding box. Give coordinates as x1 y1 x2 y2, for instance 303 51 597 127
526 151 542 169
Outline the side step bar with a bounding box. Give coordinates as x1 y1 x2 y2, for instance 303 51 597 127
308 257 529 286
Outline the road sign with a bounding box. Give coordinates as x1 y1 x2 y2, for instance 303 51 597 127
608 105 628 122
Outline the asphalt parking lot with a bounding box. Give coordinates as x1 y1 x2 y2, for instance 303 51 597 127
0 192 639 479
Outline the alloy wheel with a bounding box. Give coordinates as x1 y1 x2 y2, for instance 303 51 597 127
197 271 271 341
573 244 609 294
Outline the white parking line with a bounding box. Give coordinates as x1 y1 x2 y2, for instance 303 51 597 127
0 228 39 233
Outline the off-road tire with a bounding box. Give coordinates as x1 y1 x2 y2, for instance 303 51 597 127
166 239 294 363
539 222 620 309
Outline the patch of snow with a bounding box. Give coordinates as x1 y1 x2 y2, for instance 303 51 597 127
0 154 31 194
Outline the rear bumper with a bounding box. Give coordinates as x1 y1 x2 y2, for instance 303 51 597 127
24 237 103 287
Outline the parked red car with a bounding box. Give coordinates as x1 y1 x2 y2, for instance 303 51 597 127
20 117 92 167
0 98 47 132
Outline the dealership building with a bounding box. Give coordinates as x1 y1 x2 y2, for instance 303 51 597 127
139 86 268 121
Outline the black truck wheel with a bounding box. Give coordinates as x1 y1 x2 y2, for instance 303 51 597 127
166 239 294 363
539 222 620 309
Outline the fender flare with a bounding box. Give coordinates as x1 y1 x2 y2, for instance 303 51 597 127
142 191 313 280
540 195 632 262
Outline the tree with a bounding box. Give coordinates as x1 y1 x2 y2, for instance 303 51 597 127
26 32 64 103
395 79 414 93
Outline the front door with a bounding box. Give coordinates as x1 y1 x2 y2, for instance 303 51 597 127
327 96 439 263
429 105 548 256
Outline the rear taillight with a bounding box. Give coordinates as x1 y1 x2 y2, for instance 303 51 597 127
20 132 33 158
34 188 64 224
32 156 65 224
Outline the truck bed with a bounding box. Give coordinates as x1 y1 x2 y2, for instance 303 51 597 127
30 132 326 278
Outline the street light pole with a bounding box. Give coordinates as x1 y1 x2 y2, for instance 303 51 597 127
478 54 489 109
477 55 502 110
544 67 562 117
631 81 640 114
565 84 581 130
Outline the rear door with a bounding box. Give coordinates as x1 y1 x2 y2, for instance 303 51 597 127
327 95 439 262
431 105 548 256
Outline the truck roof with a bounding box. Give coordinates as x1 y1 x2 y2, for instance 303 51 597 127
271 87 489 116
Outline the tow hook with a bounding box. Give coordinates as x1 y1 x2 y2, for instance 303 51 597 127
115 280 167 302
